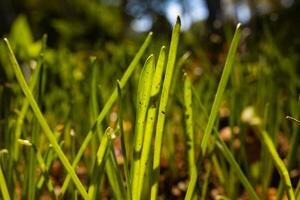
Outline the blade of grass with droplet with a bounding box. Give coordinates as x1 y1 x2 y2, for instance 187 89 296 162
185 23 242 200
136 46 166 200
59 32 152 199
151 16 181 200
18 139 57 200
3 38 89 199
88 127 115 200
131 54 155 200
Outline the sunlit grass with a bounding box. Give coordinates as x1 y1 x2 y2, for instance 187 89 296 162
1 15 299 200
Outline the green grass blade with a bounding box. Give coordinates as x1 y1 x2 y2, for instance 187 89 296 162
117 80 132 200
183 73 196 177
131 54 155 199
242 107 296 200
35 147 57 200
185 23 242 199
14 35 47 162
296 180 300 199
60 131 93 197
200 163 211 200
59 32 152 199
151 16 181 200
89 58 100 168
88 127 115 200
3 38 88 199
95 32 153 126
150 46 167 98
27 36 47 199
200 23 242 156
136 46 166 200
259 130 295 200
18 139 57 200
36 132 62 190
214 133 260 200
105 151 126 200
0 164 10 200
166 52 191 175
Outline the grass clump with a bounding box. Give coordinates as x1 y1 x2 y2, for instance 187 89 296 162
0 15 299 200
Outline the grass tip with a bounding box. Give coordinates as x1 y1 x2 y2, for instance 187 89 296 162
146 54 154 62
117 79 121 85
176 15 181 25
18 139 32 146
286 116 300 125
183 51 191 60
236 23 242 30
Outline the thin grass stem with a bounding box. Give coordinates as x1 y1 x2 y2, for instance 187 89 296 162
258 130 295 200
214 133 260 200
59 32 152 199
185 23 242 200
151 16 181 200
136 46 166 200
4 38 88 199
183 73 196 177
117 80 132 200
0 164 10 200
131 55 155 200
88 127 115 200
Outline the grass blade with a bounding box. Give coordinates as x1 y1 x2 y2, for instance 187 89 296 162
117 80 131 200
3 38 89 199
88 127 115 200
185 23 242 199
136 46 166 200
242 108 295 200
59 32 153 199
27 35 47 200
200 162 211 200
200 23 242 157
295 180 300 199
18 139 57 200
14 34 47 162
0 164 10 200
214 133 260 200
131 55 155 200
259 130 295 200
151 16 181 200
183 73 196 177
